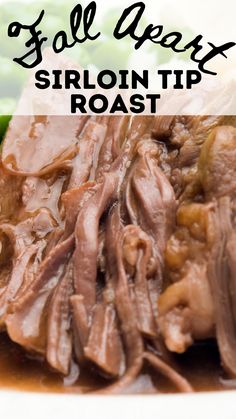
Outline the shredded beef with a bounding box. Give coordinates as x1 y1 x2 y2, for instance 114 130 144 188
1 114 236 393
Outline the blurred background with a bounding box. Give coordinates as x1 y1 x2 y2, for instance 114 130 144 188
0 0 198 139
0 0 235 138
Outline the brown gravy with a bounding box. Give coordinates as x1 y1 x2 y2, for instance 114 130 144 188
0 333 226 394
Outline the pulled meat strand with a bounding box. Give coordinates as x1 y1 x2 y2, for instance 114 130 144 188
3 114 236 393
47 259 74 375
5 234 74 354
96 206 192 394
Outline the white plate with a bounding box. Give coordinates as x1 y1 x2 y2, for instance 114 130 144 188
0 389 235 419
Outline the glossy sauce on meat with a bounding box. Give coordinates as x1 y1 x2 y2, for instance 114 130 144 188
0 334 224 393
0 114 236 395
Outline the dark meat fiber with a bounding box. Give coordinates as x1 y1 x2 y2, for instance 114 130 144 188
1 114 236 393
